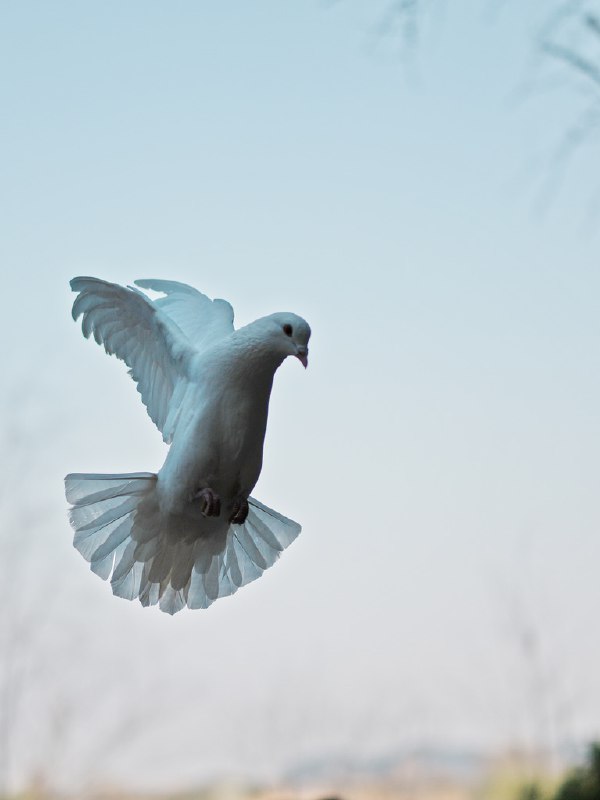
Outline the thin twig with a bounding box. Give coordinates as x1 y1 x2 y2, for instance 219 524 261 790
542 40 600 90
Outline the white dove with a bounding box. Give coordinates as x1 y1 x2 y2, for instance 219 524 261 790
65 277 311 615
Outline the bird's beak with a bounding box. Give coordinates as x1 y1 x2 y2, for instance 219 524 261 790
295 347 308 369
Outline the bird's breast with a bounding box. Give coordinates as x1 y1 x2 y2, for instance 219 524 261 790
158 360 275 513
216 387 269 466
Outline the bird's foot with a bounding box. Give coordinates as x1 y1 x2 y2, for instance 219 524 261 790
195 487 221 517
229 496 249 525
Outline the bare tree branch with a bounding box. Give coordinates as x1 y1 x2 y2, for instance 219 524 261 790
542 41 600 90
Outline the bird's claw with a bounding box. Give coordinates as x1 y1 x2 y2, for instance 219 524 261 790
229 496 249 525
195 487 221 517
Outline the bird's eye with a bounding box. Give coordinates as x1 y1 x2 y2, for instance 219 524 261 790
283 324 293 337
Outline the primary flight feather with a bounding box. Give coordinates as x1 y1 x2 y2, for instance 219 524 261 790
65 277 311 615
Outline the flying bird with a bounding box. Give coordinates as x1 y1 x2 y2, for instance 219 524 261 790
65 277 310 614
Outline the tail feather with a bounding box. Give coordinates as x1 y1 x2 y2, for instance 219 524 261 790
65 472 302 614
66 473 154 506
170 541 195 591
113 559 145 601
139 576 160 608
90 535 130 580
159 585 186 615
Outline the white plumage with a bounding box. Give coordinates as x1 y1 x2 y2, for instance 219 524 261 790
65 277 311 614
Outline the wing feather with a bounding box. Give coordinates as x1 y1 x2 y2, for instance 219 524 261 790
134 278 234 353
70 277 193 440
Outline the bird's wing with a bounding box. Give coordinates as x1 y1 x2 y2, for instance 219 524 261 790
134 279 235 353
71 277 194 442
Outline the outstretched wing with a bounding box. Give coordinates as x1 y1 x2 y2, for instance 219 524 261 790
134 279 235 354
71 277 194 441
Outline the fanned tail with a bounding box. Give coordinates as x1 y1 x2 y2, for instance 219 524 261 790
65 473 301 614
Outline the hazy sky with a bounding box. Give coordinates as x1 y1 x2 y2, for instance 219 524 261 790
1 0 599 792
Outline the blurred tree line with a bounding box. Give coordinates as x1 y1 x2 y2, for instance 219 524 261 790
522 744 600 800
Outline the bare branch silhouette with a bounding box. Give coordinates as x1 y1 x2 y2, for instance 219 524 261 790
542 41 600 89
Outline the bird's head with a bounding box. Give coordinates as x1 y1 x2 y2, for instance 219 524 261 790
263 312 311 368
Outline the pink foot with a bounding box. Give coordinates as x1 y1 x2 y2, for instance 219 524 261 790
229 496 249 525
195 487 221 517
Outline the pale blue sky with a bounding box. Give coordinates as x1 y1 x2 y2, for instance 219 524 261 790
1 0 599 792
